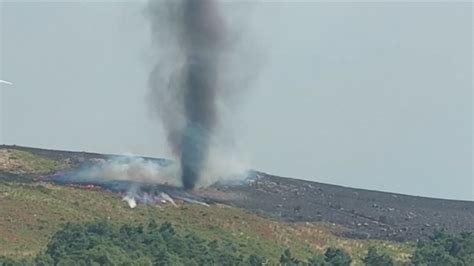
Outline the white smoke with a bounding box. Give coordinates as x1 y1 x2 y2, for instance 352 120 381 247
197 135 251 187
122 195 137 208
81 153 250 189
82 156 182 187
159 192 177 207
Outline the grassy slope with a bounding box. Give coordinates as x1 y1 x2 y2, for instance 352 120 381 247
0 149 66 176
0 149 413 265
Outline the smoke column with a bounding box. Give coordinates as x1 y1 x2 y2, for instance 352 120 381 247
147 0 226 189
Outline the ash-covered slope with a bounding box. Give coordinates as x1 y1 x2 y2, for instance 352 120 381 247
1 145 473 242
204 174 474 241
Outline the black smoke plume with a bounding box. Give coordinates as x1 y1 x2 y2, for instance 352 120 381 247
147 0 227 189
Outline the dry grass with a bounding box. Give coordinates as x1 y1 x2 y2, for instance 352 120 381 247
0 181 413 265
0 149 66 175
0 147 413 264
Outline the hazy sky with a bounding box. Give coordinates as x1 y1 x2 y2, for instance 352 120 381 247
0 1 472 200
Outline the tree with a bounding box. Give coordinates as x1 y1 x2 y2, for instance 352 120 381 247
411 230 474 266
34 254 55 266
411 244 461 266
26 220 258 266
324 247 352 266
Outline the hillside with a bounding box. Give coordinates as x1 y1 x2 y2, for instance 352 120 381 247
2 145 473 241
0 145 472 265
203 174 474 241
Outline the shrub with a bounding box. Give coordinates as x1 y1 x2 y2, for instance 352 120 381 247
324 247 352 266
411 230 474 266
362 246 393 266
307 253 327 266
280 248 301 266
19 220 266 265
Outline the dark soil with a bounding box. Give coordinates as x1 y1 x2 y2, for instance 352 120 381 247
207 173 474 241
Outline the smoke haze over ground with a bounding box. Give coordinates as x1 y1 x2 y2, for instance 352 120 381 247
78 157 181 187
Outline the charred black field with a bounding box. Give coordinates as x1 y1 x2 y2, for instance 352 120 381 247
204 175 474 241
1 145 473 244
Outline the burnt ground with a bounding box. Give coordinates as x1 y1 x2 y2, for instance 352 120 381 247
1 145 473 242
203 174 474 241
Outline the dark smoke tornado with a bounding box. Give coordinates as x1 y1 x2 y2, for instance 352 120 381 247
147 0 226 189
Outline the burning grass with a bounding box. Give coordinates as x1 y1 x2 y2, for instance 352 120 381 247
0 146 414 263
0 181 413 265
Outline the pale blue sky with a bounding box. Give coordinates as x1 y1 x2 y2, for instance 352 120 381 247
0 1 472 200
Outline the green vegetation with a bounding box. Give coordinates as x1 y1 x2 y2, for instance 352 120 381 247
0 181 412 265
1 148 473 265
324 247 352 266
1 184 468 266
0 149 65 175
27 220 265 265
411 230 474 266
362 246 393 266
0 147 418 265
279 247 351 266
0 220 362 266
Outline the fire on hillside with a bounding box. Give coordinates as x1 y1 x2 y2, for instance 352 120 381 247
36 171 213 208
35 156 255 208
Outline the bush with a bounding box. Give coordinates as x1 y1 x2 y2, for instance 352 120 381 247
0 256 18 266
411 230 474 266
7 220 265 266
324 247 352 266
362 246 393 266
280 248 301 266
248 254 264 266
307 253 327 266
